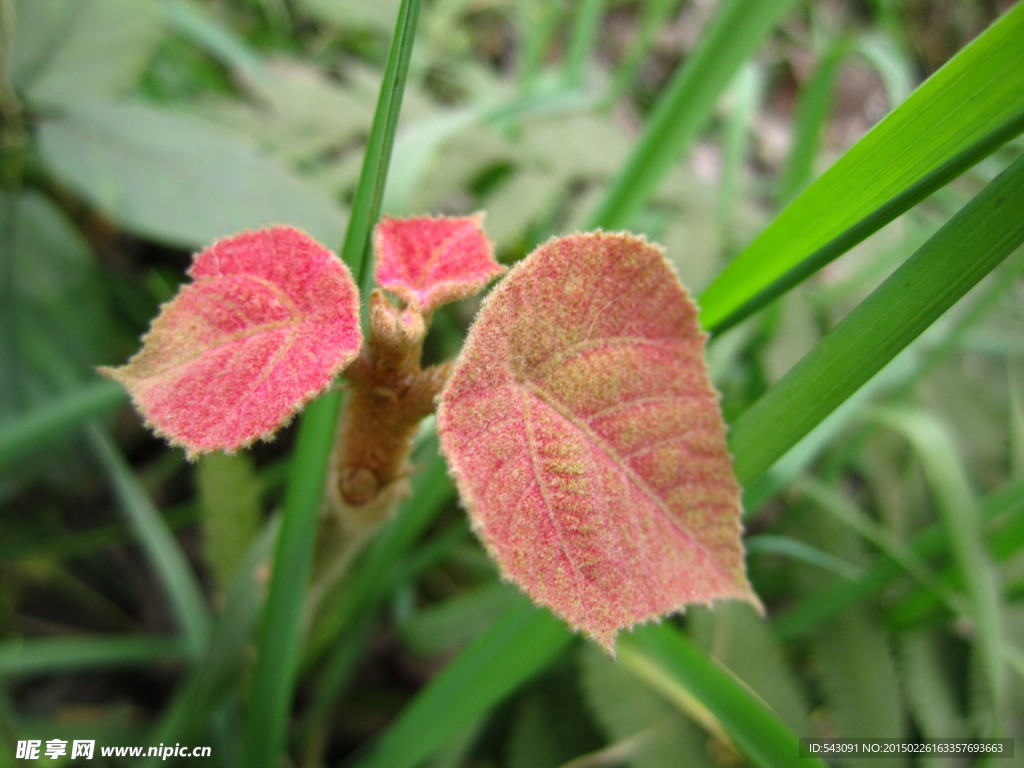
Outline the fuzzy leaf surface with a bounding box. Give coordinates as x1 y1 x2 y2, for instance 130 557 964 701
374 214 504 312
100 227 361 456
437 232 758 651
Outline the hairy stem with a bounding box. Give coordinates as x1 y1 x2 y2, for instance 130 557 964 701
329 291 452 532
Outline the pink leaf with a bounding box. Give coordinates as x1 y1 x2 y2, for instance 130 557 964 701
100 227 361 457
437 232 760 651
374 213 505 312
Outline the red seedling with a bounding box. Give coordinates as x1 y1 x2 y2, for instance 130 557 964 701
103 221 758 651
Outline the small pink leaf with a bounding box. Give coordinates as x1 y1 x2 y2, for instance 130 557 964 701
437 232 760 651
374 213 505 312
100 227 361 457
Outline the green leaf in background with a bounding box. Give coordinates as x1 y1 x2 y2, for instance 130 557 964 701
196 453 261 597
687 603 810 735
811 606 907 768
579 644 716 768
899 631 968 741
11 0 163 107
87 426 210 660
0 190 117 415
870 408 1006 734
0 635 184 677
700 3 1024 331
0 379 123 473
37 103 345 249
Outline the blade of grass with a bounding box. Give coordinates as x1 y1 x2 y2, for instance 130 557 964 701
87 425 210 659
600 0 680 109
563 0 605 88
351 596 573 768
346 0 423 300
241 2 422 765
518 0 562 94
869 407 1006 734
729 151 1024 486
773 476 1024 640
619 624 828 768
700 3 1024 332
777 36 848 203
794 475 965 615
159 0 266 80
301 525 468 766
242 392 341 766
744 252 1024 512
745 534 860 580
0 635 184 676
0 378 122 472
718 63 765 250
885 490 1024 628
144 520 277 761
586 0 798 230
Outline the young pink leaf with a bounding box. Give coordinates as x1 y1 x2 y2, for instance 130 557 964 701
437 232 760 651
99 227 361 457
374 213 505 313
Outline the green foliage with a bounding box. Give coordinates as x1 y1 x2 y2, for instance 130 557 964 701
196 453 261 596
2 1 1022 767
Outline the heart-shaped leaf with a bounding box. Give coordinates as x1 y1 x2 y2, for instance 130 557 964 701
437 232 759 651
100 227 361 457
374 214 505 313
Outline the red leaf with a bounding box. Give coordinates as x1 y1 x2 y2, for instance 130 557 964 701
437 232 760 651
374 213 505 312
100 227 361 457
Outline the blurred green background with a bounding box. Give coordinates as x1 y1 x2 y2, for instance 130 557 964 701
1 1 1022 766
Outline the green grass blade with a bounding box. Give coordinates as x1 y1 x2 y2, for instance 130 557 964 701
729 151 1024 486
619 624 828 768
87 426 210 659
159 0 266 79
719 64 764 248
773 477 1024 640
700 3 1024 331
777 37 847 203
563 0 605 88
0 635 184 676
587 0 798 230
745 534 860 580
353 597 573 768
241 392 342 767
146 520 277 758
242 3 422 764
869 407 1005 734
0 378 122 472
794 475 963 615
345 0 423 298
517 0 561 94
601 0 680 109
887 495 1024 630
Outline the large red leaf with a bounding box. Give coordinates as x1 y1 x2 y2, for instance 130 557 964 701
374 214 505 313
100 227 361 457
437 232 759 651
